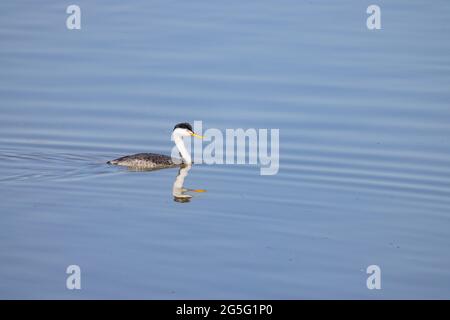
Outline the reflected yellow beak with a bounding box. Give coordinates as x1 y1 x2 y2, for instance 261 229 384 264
190 132 204 139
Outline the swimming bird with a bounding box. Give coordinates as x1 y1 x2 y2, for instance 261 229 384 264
107 123 203 170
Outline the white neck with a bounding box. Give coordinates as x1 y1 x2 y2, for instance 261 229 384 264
173 134 191 164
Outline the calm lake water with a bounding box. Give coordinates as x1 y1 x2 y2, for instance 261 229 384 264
1 1 450 299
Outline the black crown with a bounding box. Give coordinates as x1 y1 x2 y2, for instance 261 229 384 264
173 122 193 132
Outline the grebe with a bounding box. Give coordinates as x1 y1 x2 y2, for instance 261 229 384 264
107 123 203 170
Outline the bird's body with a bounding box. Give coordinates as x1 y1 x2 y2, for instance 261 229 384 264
107 123 203 170
107 153 180 170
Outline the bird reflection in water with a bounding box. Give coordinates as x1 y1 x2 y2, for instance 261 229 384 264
172 164 206 203
120 164 206 203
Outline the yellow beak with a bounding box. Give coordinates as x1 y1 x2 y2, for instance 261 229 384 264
191 132 204 139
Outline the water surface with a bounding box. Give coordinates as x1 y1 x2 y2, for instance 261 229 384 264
1 1 450 299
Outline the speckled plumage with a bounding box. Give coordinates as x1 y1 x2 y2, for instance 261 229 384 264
107 153 181 170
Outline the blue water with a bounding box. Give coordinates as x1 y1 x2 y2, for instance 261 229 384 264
1 0 450 299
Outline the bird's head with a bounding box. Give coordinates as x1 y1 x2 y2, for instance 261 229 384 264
172 122 203 139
